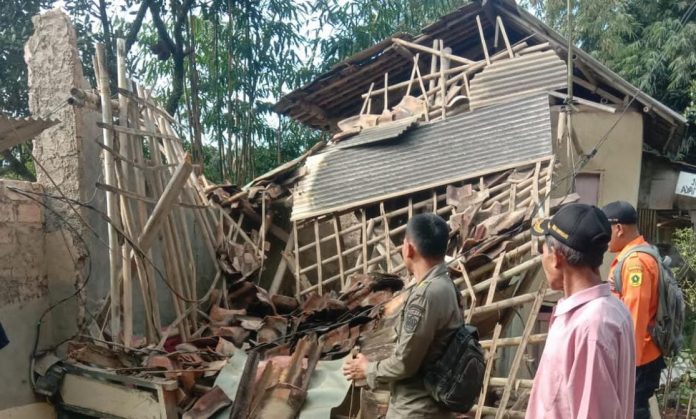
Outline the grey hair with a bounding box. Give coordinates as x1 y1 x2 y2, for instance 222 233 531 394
545 236 597 268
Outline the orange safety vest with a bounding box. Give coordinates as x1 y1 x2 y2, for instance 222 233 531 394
609 236 662 366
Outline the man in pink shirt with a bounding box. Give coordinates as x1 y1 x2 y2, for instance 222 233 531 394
527 203 636 419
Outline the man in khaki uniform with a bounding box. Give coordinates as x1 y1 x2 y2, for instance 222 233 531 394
343 213 463 418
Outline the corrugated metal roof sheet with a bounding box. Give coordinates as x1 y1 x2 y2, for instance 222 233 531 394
335 116 419 149
0 114 59 152
291 93 553 221
469 50 567 110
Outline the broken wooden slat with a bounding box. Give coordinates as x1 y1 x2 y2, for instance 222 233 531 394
137 154 194 252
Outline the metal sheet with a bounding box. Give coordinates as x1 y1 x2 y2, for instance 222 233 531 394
469 50 567 110
291 93 554 221
335 117 419 149
0 114 59 152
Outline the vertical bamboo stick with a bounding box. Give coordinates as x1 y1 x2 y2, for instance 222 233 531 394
314 220 323 294
496 16 514 59
95 42 123 342
476 15 491 65
475 323 502 419
293 221 301 297
428 39 439 92
361 210 368 274
486 252 506 305
381 203 392 272
332 215 346 288
495 283 548 419
439 42 447 118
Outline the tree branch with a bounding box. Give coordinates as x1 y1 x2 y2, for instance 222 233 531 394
125 0 151 53
148 1 176 53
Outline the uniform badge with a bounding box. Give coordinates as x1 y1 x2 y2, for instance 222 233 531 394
629 270 643 287
404 304 424 333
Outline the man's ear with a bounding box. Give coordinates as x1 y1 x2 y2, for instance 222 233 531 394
550 247 564 269
616 223 624 238
403 240 415 259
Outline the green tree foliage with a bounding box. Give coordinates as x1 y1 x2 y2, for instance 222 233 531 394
310 0 467 69
526 0 696 151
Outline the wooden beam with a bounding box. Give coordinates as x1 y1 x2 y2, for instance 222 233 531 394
476 15 491 65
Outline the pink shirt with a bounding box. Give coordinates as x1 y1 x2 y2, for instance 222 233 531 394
526 283 636 419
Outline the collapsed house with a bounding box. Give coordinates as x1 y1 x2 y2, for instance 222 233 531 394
0 1 689 418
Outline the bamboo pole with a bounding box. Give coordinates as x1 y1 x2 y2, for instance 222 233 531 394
495 283 548 419
496 16 514 59
476 15 491 65
333 215 346 289
314 220 323 295
115 39 135 346
392 38 474 65
479 333 547 349
476 323 502 419
485 252 506 305
137 156 193 251
293 221 301 297
95 42 123 342
361 210 368 274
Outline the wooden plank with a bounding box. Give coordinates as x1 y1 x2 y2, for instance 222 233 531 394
476 15 491 65
60 373 167 418
95 42 123 343
137 155 193 252
475 323 502 419
495 283 549 419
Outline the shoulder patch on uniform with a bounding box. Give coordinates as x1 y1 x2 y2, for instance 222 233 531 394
404 304 425 333
628 271 643 287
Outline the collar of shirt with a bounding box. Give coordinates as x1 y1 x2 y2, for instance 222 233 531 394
421 263 447 283
617 235 648 260
553 283 612 317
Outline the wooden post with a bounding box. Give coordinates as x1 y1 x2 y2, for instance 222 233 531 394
485 252 506 305
458 261 477 323
95 42 123 342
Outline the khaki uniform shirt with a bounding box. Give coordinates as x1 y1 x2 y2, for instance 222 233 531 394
366 263 463 418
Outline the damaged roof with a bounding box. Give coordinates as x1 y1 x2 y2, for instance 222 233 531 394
292 93 554 221
0 114 59 152
274 0 686 154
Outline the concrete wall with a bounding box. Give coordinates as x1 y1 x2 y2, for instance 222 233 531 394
552 108 643 275
24 9 109 346
0 180 52 409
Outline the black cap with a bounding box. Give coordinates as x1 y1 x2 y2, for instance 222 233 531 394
601 201 638 224
532 203 611 256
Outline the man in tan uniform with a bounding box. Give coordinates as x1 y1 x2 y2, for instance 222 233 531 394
343 213 463 418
